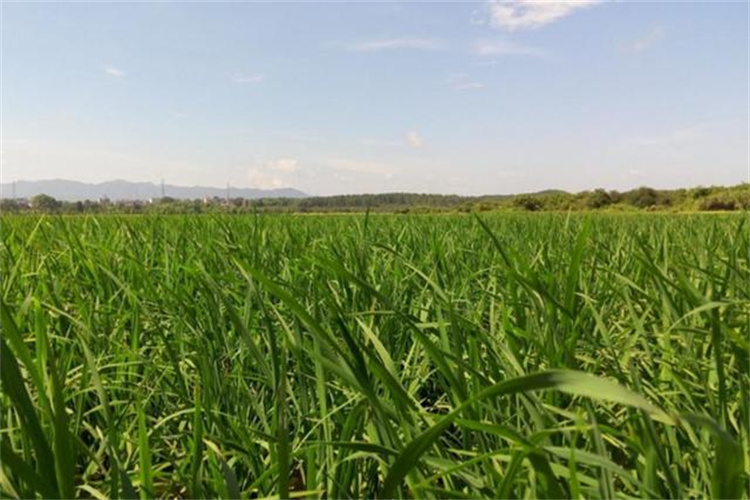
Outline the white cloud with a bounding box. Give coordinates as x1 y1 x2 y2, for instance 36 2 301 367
455 82 485 90
346 37 443 52
266 157 299 173
247 168 284 189
405 131 425 149
473 40 545 56
246 157 301 188
104 66 124 78
487 0 603 31
327 158 394 177
233 73 264 84
625 27 666 53
447 73 485 91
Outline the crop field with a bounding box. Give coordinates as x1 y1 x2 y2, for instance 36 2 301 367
0 213 748 499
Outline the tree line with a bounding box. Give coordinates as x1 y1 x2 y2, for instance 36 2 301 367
2 183 747 214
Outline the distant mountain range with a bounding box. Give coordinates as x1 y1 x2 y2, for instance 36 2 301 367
0 179 306 201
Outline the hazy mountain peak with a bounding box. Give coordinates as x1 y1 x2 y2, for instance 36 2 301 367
0 179 306 201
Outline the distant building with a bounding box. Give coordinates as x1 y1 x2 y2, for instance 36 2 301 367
203 196 223 205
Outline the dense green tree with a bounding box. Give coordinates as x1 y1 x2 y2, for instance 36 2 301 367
0 199 20 212
514 195 542 211
624 187 660 208
586 189 613 209
691 186 712 199
31 194 60 211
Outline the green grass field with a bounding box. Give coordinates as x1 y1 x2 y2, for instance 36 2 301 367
1 213 748 499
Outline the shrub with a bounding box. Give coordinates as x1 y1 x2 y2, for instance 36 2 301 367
700 196 736 211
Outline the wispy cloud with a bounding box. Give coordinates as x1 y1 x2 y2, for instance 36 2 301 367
327 158 394 177
266 157 299 173
487 0 603 31
345 37 443 52
233 73 264 84
247 168 284 189
473 40 544 57
405 131 425 149
104 65 124 78
447 73 485 91
624 27 666 53
454 82 485 91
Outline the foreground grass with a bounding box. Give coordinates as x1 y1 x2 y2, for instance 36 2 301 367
1 213 748 499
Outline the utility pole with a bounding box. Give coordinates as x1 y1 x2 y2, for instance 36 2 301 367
226 182 230 204
12 181 17 200
161 178 165 198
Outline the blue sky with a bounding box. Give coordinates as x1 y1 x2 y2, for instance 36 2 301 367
2 1 748 195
